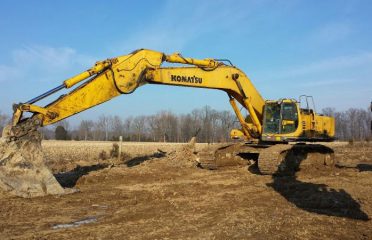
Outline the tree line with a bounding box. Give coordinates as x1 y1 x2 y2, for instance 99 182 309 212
45 106 240 143
0 106 371 142
322 107 371 141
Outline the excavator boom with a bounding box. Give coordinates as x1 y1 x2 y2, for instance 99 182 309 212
9 49 265 140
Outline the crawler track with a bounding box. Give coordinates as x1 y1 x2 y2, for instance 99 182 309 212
257 144 293 175
258 144 336 175
197 142 336 176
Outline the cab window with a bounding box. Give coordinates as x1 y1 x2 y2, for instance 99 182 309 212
281 103 298 134
263 103 281 134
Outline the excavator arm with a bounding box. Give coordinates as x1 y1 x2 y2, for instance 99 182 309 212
8 49 265 140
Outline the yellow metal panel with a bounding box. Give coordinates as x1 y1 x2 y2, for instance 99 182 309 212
112 50 164 93
42 70 121 126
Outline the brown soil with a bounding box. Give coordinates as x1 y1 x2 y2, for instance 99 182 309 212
0 142 371 239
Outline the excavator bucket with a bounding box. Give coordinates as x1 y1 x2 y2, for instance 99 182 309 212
0 127 65 198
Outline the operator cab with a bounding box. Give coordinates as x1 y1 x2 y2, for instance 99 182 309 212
262 99 299 139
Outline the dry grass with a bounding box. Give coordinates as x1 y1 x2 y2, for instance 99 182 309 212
42 140 210 162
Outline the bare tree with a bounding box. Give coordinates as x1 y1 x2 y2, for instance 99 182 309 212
147 115 160 141
133 116 146 142
92 121 102 141
322 106 371 141
79 120 94 140
40 126 54 140
156 111 178 142
123 116 133 141
97 115 111 141
111 115 123 140
179 114 193 142
190 109 203 140
218 110 237 141
322 107 336 117
209 109 220 143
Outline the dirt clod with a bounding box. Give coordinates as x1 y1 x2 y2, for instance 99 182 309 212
0 131 65 198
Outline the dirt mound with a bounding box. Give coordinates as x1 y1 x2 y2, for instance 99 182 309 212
0 130 65 198
167 144 197 166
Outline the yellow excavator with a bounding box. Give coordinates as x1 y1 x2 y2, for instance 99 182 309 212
0 49 335 197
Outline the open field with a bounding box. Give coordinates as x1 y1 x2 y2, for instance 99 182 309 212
0 141 371 239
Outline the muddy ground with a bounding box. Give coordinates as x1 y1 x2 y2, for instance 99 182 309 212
0 141 371 239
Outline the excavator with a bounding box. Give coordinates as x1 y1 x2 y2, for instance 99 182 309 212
0 49 335 197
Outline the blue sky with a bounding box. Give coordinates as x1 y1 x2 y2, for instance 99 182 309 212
0 0 371 124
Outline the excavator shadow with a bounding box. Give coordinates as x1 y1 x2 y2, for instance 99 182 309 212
259 145 370 221
356 163 372 172
267 176 369 221
54 151 168 188
125 151 166 167
336 163 372 172
54 164 109 188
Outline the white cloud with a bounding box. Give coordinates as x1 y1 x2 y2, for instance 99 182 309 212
0 45 95 84
111 0 257 54
261 51 372 81
0 64 21 83
299 78 354 87
0 1 258 85
311 21 353 44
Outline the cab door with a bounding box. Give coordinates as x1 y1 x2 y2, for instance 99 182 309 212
281 102 299 134
262 102 281 134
